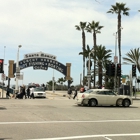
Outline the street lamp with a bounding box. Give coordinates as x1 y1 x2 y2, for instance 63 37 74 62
113 27 123 91
15 45 22 93
87 49 94 89
1 46 6 98
52 69 55 93
20 72 24 85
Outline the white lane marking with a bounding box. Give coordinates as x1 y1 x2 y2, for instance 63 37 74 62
25 133 140 140
0 119 140 124
104 136 112 140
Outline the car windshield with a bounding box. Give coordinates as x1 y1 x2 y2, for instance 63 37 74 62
84 89 93 93
34 87 44 91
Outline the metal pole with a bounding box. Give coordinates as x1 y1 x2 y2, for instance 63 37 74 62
2 46 6 98
21 72 24 85
130 70 132 97
15 45 22 93
114 32 117 91
52 69 55 93
80 73 82 86
15 48 19 92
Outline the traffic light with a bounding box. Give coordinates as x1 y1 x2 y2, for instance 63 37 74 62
106 64 110 76
132 65 136 77
0 59 4 73
106 64 115 76
117 64 121 77
111 63 115 76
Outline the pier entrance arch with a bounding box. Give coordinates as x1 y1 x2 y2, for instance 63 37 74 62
8 51 72 88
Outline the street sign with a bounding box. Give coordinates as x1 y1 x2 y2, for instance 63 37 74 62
1 73 6 81
114 56 118 63
87 75 91 78
16 67 20 73
18 75 23 80
87 77 91 80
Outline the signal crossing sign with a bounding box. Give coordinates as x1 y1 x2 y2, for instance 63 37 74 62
132 65 136 77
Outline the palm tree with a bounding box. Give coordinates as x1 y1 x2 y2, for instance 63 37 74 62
95 45 112 86
75 22 87 84
79 45 93 85
107 2 130 65
86 21 104 88
123 48 140 72
47 80 56 90
57 77 66 90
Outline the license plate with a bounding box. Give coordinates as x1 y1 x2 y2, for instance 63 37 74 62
38 93 43 95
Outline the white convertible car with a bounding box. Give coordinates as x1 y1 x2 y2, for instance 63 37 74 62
76 89 133 107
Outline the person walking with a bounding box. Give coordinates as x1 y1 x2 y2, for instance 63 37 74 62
22 85 27 99
67 87 72 99
30 87 35 99
26 87 30 99
6 85 11 99
133 86 136 96
80 86 85 93
73 87 78 99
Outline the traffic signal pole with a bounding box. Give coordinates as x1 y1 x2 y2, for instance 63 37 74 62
114 63 117 91
114 31 118 92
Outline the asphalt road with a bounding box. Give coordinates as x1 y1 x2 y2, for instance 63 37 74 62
0 92 140 140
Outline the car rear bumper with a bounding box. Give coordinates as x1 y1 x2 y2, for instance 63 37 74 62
76 98 89 105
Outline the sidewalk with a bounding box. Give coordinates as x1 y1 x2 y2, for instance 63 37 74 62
46 90 67 97
0 88 8 99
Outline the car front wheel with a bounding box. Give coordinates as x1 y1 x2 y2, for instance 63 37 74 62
122 99 130 107
89 99 97 107
116 99 123 106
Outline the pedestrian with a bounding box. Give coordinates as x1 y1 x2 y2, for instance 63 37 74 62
6 85 11 99
73 87 78 99
15 86 23 99
67 87 72 99
80 86 85 93
98 85 102 89
133 86 135 96
30 86 35 99
22 85 27 99
84 85 88 91
26 87 30 99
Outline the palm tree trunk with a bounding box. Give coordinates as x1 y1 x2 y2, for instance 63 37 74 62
98 63 102 86
82 31 86 85
118 13 121 87
93 32 96 88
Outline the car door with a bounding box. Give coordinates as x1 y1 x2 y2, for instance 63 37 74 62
105 91 118 105
95 91 106 105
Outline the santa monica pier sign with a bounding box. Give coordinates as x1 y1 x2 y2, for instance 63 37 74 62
12 52 71 78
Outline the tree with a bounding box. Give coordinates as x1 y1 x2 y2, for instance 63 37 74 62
123 48 140 72
57 77 66 90
95 45 112 86
47 80 56 90
107 2 130 87
86 21 104 88
75 22 87 84
79 45 93 85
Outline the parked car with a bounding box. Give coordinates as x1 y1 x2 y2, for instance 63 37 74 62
33 87 46 98
76 89 133 107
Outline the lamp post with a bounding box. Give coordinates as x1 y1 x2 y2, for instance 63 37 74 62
52 69 55 93
114 27 123 91
20 72 24 85
87 49 94 89
2 46 6 98
15 45 22 93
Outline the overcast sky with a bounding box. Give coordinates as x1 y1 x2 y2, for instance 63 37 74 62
0 0 140 87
